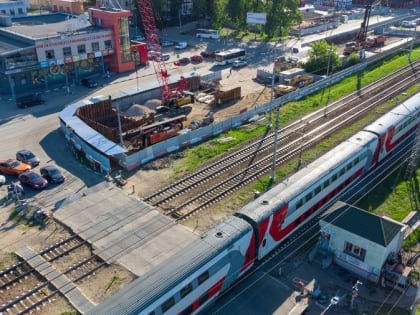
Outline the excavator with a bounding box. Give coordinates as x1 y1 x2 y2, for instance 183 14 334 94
274 74 314 97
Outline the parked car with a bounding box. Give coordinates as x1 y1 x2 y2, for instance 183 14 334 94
401 20 416 28
232 59 248 68
161 40 175 47
190 55 203 63
40 165 65 184
81 78 98 88
19 171 48 190
16 149 40 167
178 57 190 65
161 54 171 61
200 50 216 58
175 41 187 49
0 159 31 176
16 93 45 108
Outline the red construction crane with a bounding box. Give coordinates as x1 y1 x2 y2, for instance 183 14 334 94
137 0 172 100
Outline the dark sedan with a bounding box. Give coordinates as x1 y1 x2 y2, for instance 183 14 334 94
16 149 40 167
19 171 48 190
40 165 65 184
81 78 98 88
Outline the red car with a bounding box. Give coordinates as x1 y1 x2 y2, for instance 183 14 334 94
190 55 203 63
0 159 31 176
200 50 215 58
19 171 48 190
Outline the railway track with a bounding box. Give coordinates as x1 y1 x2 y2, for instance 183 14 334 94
143 61 420 220
0 233 106 314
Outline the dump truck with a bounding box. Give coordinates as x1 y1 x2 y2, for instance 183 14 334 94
365 35 386 48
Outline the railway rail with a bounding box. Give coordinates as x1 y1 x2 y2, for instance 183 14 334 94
1 61 418 314
212 127 416 313
143 61 420 220
0 233 105 314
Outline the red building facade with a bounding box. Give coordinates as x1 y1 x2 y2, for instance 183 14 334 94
89 8 135 73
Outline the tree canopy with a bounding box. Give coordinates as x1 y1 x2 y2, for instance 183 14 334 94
146 0 302 39
304 40 342 75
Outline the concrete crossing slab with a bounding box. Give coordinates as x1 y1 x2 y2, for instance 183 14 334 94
54 182 197 276
16 246 95 314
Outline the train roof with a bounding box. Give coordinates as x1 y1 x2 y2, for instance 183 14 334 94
237 131 377 221
363 93 420 134
87 216 252 314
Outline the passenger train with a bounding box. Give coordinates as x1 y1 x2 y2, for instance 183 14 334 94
88 93 420 315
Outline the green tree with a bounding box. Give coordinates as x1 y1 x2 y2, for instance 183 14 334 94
304 40 341 75
345 52 361 67
226 0 250 29
212 0 228 29
264 0 302 38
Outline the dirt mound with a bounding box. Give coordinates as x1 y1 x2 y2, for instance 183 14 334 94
125 104 154 116
144 99 162 111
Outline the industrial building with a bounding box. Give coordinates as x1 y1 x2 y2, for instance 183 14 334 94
320 201 414 290
0 6 139 98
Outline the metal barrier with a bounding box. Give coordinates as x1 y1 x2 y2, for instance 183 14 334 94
121 39 420 170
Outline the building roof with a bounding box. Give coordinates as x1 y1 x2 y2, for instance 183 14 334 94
0 32 33 55
59 100 128 156
321 201 404 247
2 13 98 40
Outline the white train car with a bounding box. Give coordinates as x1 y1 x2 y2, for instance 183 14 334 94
236 131 379 259
236 92 420 259
86 216 255 315
89 93 420 315
363 92 420 163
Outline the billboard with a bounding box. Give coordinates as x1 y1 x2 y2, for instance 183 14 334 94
246 12 267 25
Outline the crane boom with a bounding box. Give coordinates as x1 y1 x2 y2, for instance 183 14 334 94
137 0 171 100
355 3 372 43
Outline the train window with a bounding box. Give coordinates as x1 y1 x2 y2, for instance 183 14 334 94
181 305 193 314
323 180 329 188
354 157 359 165
198 292 209 305
315 186 321 195
346 162 352 171
305 193 312 202
198 271 209 285
339 168 345 176
161 297 175 313
181 283 193 298
332 173 338 182
148 312 155 315
296 199 303 209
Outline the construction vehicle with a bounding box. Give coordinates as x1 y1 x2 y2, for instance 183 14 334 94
365 35 386 48
137 0 191 109
274 74 314 98
343 2 373 56
286 74 314 88
274 85 298 97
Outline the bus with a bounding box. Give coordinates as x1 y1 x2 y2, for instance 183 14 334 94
196 29 220 40
215 48 246 66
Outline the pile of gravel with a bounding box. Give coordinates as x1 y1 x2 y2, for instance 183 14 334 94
125 104 154 117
